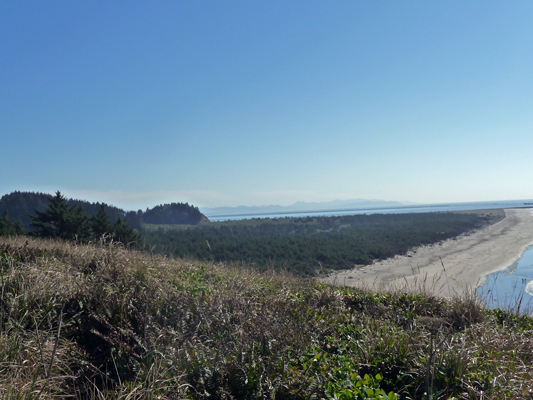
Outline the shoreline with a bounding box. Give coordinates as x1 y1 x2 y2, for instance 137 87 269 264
323 208 533 297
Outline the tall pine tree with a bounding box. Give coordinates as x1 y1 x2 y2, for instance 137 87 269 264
113 217 140 247
69 204 91 242
30 191 90 241
90 204 113 240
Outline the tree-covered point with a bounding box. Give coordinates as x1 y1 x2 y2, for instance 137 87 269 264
143 211 501 275
142 202 208 225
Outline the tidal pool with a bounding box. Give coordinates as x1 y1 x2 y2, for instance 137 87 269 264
477 245 533 313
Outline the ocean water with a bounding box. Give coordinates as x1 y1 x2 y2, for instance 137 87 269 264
207 199 533 222
477 245 533 313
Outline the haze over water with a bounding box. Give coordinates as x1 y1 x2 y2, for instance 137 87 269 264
205 200 533 222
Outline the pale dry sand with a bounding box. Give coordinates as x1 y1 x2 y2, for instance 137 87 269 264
323 208 533 297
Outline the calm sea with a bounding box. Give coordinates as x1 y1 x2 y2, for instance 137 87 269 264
206 199 533 222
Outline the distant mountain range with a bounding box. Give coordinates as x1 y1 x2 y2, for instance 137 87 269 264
201 199 411 217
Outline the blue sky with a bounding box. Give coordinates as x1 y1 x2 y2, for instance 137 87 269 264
2 1 533 210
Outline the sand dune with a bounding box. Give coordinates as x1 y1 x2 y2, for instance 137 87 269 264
324 208 533 297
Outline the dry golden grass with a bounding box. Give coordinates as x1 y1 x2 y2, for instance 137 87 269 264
1 235 532 399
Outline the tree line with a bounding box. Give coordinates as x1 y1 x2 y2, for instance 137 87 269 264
0 191 140 245
0 191 127 231
0 191 207 233
30 191 140 244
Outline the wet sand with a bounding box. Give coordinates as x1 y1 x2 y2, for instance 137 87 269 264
323 208 533 297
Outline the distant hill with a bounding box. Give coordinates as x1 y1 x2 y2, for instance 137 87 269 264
201 198 407 217
142 203 209 225
0 191 209 232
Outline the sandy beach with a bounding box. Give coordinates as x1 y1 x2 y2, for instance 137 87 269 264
323 208 533 297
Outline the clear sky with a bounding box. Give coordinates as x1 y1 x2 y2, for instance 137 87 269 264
2 1 533 210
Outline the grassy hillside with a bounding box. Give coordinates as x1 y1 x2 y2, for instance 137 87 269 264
1 236 532 399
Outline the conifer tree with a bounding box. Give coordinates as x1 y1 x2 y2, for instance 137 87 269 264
12 217 24 236
0 210 24 236
113 217 140 246
30 191 90 241
90 204 113 240
0 211 9 235
30 191 70 238
69 204 91 242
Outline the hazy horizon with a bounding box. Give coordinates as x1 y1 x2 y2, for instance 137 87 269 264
3 188 533 214
3 2 533 210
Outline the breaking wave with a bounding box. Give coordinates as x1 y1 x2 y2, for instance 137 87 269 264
525 280 533 297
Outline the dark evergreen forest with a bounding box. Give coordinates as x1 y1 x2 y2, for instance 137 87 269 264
142 202 207 225
27 191 140 245
0 191 207 233
0 191 127 231
143 212 499 275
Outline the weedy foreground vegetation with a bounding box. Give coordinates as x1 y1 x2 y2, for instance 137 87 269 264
1 236 533 399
